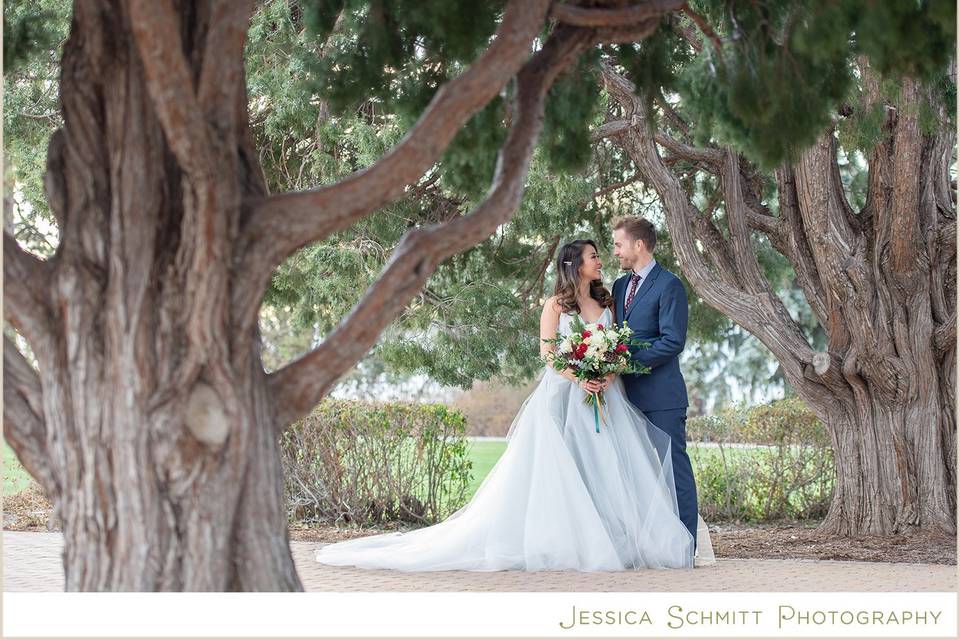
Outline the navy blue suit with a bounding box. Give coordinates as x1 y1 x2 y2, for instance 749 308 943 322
613 263 698 547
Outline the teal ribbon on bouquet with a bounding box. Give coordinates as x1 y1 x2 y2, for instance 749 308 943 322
586 391 606 434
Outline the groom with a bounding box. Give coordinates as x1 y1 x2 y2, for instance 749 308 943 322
611 216 698 555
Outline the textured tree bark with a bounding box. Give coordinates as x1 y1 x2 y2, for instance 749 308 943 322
0 0 302 591
600 64 956 536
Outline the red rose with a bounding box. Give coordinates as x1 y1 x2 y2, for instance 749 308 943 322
597 324 604 330
575 344 588 358
582 330 591 338
615 344 629 354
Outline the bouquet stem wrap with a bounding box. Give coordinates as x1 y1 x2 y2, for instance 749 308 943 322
586 391 607 433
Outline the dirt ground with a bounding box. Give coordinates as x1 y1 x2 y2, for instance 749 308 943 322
7 486 955 565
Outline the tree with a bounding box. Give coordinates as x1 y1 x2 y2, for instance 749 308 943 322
0 0 686 591
596 3 956 535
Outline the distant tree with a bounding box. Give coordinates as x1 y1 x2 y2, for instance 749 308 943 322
596 1 955 535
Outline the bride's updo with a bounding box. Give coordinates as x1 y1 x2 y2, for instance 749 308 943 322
553 239 614 315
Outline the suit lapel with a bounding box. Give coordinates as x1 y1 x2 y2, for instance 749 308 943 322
625 263 661 320
615 275 628 322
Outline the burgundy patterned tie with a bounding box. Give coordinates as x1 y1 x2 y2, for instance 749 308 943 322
624 272 641 313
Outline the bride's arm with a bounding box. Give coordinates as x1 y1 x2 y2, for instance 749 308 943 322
539 297 581 385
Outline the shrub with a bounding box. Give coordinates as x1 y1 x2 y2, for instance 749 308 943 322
687 397 835 522
280 399 472 527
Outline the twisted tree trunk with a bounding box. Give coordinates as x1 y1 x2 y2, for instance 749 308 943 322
4 0 670 590
600 63 956 536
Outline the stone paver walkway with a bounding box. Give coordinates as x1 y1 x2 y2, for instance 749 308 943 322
3 531 955 592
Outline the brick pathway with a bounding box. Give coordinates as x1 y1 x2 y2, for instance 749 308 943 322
3 531 955 592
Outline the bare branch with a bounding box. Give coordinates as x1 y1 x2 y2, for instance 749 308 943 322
3 336 58 497
552 0 684 27
654 131 724 166
232 0 553 338
593 118 633 140
593 173 643 201
268 26 593 428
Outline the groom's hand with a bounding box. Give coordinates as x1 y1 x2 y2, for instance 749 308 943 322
600 373 615 390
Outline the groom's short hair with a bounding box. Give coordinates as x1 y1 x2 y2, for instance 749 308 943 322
613 216 657 252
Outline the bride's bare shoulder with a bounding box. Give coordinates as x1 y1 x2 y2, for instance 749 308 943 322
540 296 564 319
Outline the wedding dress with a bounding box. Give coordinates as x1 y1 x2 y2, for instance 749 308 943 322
315 308 715 571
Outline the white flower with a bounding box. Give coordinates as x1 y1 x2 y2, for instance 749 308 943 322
585 345 600 360
605 329 619 342
585 333 604 347
559 336 573 353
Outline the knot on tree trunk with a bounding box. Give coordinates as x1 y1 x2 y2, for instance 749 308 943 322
812 351 831 375
185 383 229 448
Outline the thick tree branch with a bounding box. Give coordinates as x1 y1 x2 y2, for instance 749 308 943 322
3 336 58 497
889 78 925 279
197 0 257 133
552 0 684 27
775 167 829 325
232 0 553 337
128 0 213 179
655 131 724 167
268 27 593 428
794 133 860 280
594 121 723 168
593 118 634 140
3 232 56 355
721 151 771 293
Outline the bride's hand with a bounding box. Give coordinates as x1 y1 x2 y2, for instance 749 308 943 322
580 379 603 394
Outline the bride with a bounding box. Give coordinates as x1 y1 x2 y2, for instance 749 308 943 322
315 239 714 572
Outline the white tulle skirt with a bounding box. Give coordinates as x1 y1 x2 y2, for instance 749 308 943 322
315 368 713 572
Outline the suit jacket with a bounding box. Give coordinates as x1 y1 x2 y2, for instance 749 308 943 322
612 263 689 412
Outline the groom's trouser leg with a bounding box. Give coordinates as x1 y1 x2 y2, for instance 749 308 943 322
645 408 698 548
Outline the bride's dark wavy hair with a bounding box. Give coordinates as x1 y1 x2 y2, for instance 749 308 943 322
553 240 613 314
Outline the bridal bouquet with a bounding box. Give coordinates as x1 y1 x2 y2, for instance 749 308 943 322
543 316 650 433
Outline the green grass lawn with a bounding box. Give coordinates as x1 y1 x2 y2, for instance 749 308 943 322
3 442 35 496
464 440 508 500
0 438 508 501
462 440 777 500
